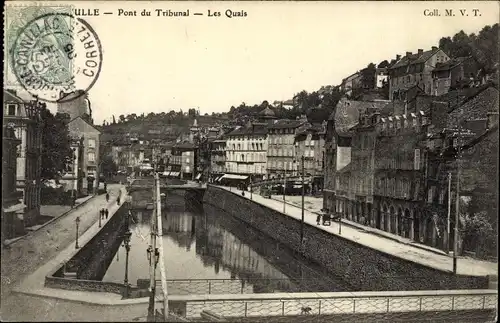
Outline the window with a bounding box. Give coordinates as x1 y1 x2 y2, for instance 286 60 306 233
414 149 421 170
439 188 445 204
427 186 435 203
7 104 17 116
88 152 96 162
185 166 190 173
88 139 96 148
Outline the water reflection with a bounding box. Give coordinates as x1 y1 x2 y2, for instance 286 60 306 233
103 197 354 294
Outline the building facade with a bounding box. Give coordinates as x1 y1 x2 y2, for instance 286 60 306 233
267 118 307 178
3 90 43 228
388 47 450 100
225 121 268 180
2 125 25 243
431 56 481 96
67 117 101 194
170 142 197 179
294 122 326 191
209 138 227 182
59 137 85 197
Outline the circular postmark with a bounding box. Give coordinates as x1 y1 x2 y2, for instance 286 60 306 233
10 12 103 103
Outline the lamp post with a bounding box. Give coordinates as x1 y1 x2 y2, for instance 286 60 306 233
99 209 102 228
75 216 81 249
122 230 132 298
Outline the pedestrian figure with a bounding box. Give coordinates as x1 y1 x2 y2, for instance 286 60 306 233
105 208 109 219
72 196 76 209
104 183 107 192
100 208 104 219
117 196 121 205
106 192 110 202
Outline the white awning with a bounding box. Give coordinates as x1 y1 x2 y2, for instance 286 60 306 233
195 173 202 180
169 172 179 177
220 174 248 180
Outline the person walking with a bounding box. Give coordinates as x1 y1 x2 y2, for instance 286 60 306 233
106 192 110 202
105 208 109 219
117 195 121 205
100 208 104 219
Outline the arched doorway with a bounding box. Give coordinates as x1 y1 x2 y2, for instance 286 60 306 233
397 208 403 236
376 204 382 229
425 215 434 246
389 206 396 234
382 204 388 232
367 203 373 227
404 208 411 238
413 210 421 242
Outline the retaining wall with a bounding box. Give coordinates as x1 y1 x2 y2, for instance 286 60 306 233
45 203 129 294
203 185 489 291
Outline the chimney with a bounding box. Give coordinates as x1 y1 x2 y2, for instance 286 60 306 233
487 112 499 129
396 54 401 61
432 46 438 51
418 49 424 55
406 51 412 58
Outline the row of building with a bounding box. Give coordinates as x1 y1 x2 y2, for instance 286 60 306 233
323 84 498 251
2 89 101 244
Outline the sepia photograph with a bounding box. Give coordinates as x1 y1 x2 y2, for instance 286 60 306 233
1 1 499 322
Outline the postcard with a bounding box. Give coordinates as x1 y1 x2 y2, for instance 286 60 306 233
2 1 499 322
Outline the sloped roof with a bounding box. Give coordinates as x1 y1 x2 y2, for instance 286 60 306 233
69 115 101 134
338 163 352 174
268 119 305 129
227 123 268 136
329 98 392 136
259 106 276 117
57 90 87 102
390 48 441 69
3 89 25 103
433 56 471 72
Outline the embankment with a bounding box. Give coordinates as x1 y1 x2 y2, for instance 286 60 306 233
203 185 488 291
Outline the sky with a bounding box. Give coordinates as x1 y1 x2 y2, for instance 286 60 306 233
5 1 499 124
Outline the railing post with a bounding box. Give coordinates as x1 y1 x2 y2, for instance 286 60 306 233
451 296 455 310
244 302 248 317
318 300 322 315
353 299 356 313
387 298 390 312
419 297 422 311
482 295 486 309
281 301 285 316
208 281 211 295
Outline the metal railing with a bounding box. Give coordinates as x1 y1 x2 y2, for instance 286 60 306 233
181 290 498 322
137 277 485 297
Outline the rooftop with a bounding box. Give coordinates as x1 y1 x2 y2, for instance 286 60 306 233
433 56 471 72
390 48 441 69
268 119 306 129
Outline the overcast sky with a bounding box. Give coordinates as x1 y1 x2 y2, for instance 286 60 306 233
6 1 499 124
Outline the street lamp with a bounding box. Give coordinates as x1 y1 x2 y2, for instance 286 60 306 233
122 230 132 298
75 216 81 249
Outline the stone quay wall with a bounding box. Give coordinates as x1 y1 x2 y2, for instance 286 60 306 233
46 203 129 294
203 185 488 291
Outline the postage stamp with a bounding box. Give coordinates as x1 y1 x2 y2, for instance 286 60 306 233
5 3 103 103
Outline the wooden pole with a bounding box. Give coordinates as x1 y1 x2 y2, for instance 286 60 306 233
446 172 452 254
148 178 156 319
156 172 169 321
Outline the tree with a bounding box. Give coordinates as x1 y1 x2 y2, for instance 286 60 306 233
100 154 118 179
188 108 197 118
118 114 125 123
40 109 73 180
112 115 116 124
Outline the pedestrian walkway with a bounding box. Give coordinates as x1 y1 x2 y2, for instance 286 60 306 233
0 186 156 321
0 185 122 301
218 186 497 277
271 194 449 256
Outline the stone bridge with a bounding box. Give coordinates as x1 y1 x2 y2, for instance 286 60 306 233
127 177 206 210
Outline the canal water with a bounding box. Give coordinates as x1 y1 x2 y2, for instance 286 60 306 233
102 194 354 294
